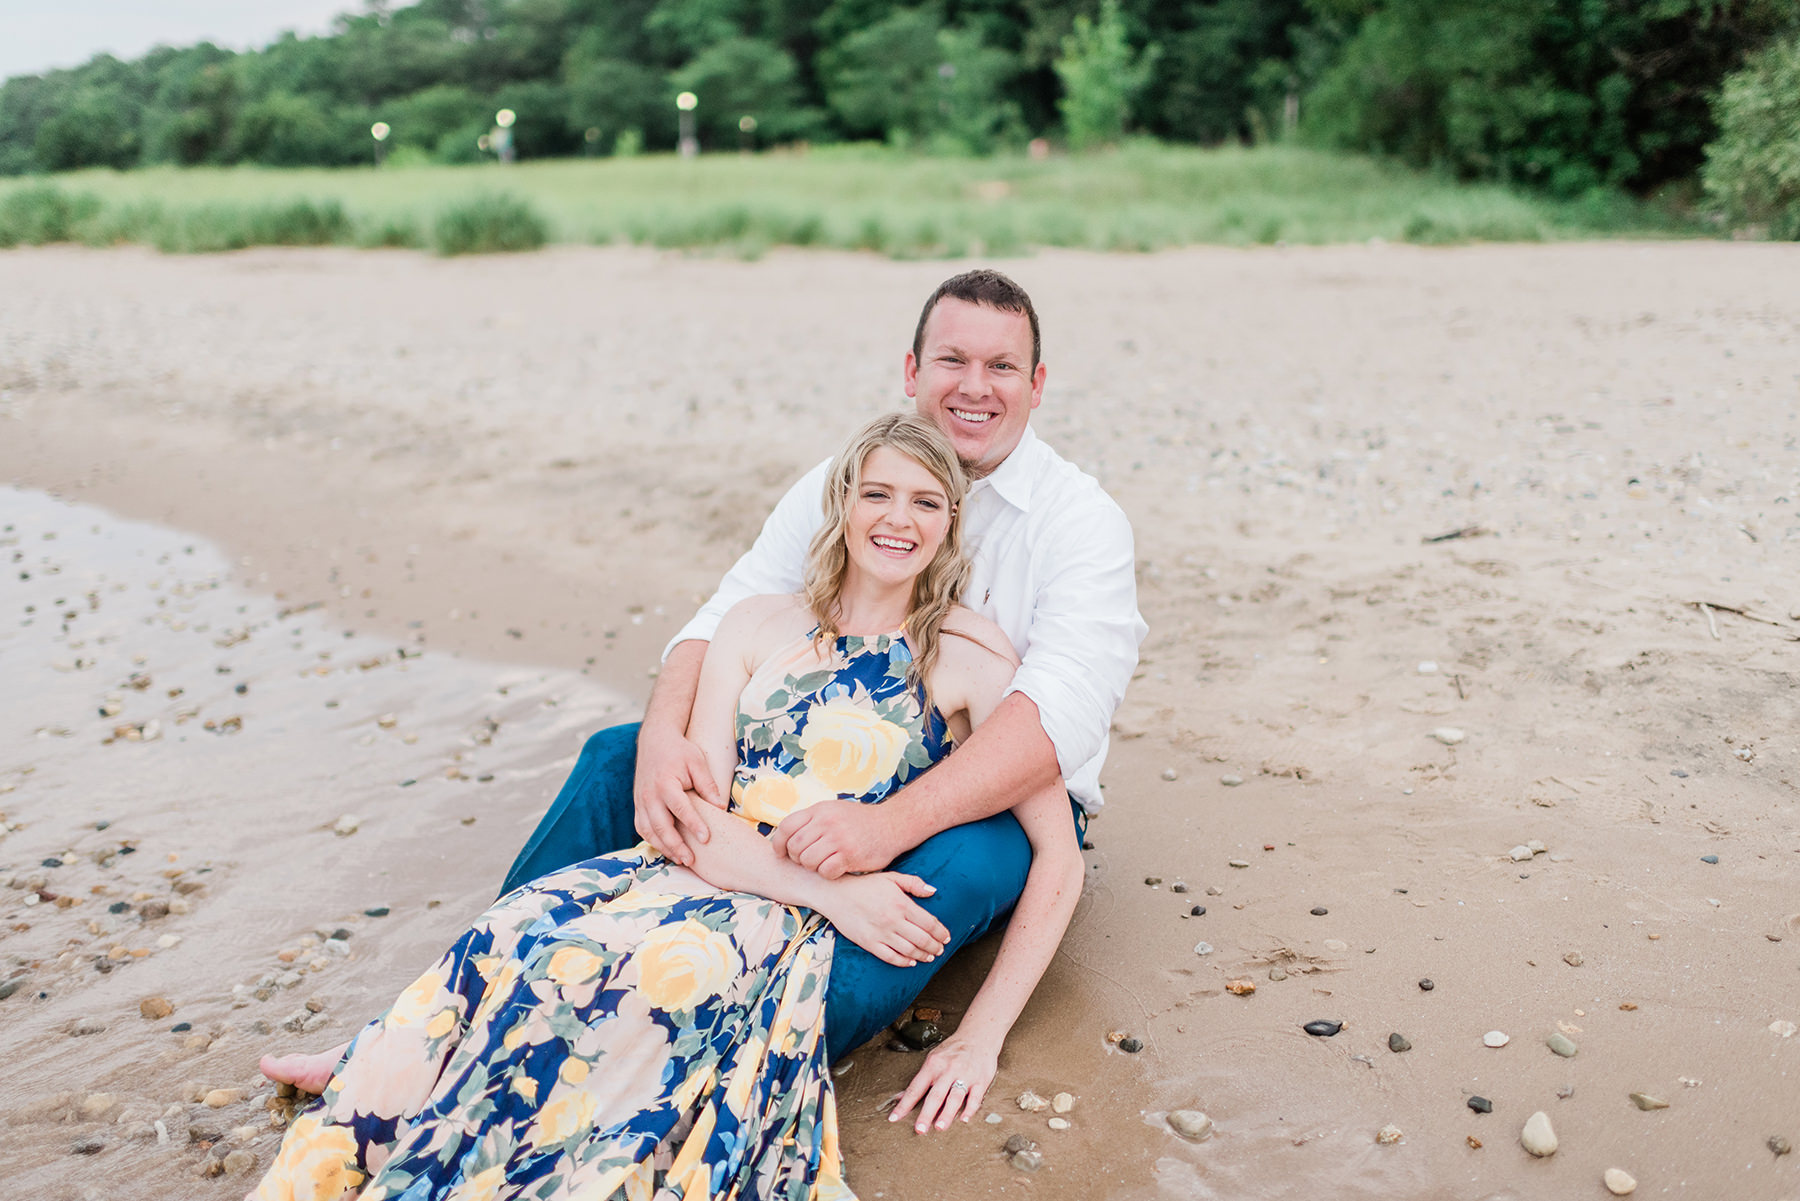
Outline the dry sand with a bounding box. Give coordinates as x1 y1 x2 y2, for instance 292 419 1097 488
1 241 1797 1200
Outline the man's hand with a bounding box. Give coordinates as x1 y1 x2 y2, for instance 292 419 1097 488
632 723 725 867
771 800 901 879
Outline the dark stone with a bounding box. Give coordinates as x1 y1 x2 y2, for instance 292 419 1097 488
477 774 495 783
109 901 131 914
1189 905 1206 917
1144 876 1162 886
1670 769 1688 777
1310 906 1329 916
896 1019 943 1051
72 1137 105 1155
363 907 391 918
139 900 170 920
1701 855 1719 864
1770 1135 1791 1157
330 928 353 942
1003 1134 1035 1155
400 780 416 788
1388 1032 1411 1053
170 1021 192 1033
1418 978 1435 991
1081 840 1094 850
1303 1020 1343 1037
41 858 63 868
1119 1036 1143 1053
1171 882 1189 893
1467 1096 1492 1114
235 683 248 694
0 978 22 1001
94 820 110 830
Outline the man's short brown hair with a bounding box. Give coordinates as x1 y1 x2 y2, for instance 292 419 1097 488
912 269 1042 371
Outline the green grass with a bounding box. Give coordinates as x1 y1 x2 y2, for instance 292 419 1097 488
0 142 1692 257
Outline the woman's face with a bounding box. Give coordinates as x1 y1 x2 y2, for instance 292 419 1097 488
843 445 952 591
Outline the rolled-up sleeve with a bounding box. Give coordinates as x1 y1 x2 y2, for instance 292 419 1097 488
1003 498 1147 778
664 460 830 658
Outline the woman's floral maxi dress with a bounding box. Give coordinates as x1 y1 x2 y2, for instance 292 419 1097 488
255 631 948 1201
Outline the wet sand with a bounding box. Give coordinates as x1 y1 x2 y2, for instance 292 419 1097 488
2 242 1798 1199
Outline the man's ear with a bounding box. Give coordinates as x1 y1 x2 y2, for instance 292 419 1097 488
1030 360 1046 409
903 351 920 398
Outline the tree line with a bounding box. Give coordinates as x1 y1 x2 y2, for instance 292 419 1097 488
3 0 1796 201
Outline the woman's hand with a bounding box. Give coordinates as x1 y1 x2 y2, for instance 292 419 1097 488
821 873 948 967
889 1031 1000 1133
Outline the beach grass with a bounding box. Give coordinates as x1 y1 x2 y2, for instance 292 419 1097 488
0 142 1691 257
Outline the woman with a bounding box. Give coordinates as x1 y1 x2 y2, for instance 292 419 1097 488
253 413 1085 1200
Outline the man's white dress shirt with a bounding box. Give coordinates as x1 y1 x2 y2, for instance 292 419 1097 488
667 427 1147 812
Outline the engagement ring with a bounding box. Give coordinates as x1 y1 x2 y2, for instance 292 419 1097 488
951 1079 968 1090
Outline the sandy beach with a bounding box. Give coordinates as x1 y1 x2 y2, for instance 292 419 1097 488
2 241 1797 1200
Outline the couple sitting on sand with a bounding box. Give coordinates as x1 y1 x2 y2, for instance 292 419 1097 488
253 270 1146 1200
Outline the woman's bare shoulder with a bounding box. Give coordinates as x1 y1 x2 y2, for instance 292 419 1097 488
939 606 1017 668
716 594 812 653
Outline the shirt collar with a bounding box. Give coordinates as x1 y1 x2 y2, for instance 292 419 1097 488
971 426 1039 513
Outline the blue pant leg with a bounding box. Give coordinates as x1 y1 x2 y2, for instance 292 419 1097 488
821 810 1032 1063
498 722 642 898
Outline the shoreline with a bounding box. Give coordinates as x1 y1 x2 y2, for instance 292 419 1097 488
3 243 1797 1199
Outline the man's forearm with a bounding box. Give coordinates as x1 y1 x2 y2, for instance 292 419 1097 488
645 639 708 736
885 693 1062 853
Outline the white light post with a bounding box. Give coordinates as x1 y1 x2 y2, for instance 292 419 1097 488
676 91 698 159
738 113 757 154
584 126 600 157
370 121 390 166
493 108 517 163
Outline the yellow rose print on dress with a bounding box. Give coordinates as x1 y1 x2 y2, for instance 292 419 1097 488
733 765 835 826
254 1112 363 1201
528 1088 599 1148
544 946 604 987
388 965 451 1027
636 918 740 1012
797 693 911 795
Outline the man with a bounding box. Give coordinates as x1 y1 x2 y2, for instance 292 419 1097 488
263 269 1144 1088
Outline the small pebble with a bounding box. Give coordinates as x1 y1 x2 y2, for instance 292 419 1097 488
1046 1117 1071 1131
1051 1092 1074 1114
1004 1134 1035 1154
1144 876 1162 886
222 1150 257 1175
1484 1031 1509 1047
1161 768 1178 781
1604 1167 1638 1195
1268 966 1287 981
1700 854 1718 864
1769 1135 1791 1157
1629 1093 1668 1111
1227 859 1249 869
170 1021 191 1033
1309 906 1328 916
1375 1124 1403 1145
1418 660 1437 673
1432 727 1465 745
1010 1149 1043 1172
139 996 174 1020
1557 1085 1575 1099
1466 1135 1482 1149
1119 1037 1143 1053
1016 1091 1049 1112
896 1020 942 1050
1193 942 1214 956
1468 1096 1493 1114
1225 978 1255 996
1521 1111 1558 1157
363 907 390 918
1547 1032 1578 1058
1418 978 1434 991
71 1136 105 1155
1770 1020 1796 1037
1189 905 1206 916
1563 951 1584 967
985 1113 1002 1125
1168 1110 1213 1141
204 1089 245 1109
1171 882 1188 893
0 979 23 1001
1388 1032 1411 1053
1670 768 1688 778
1509 845 1533 862
1220 774 1243 786
332 815 360 837
1303 1019 1342 1037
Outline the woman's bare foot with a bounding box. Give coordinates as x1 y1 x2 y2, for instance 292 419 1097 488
258 1043 350 1095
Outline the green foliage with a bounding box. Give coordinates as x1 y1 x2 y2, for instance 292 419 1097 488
1304 0 1798 195
1704 30 1800 238
1054 0 1157 151
432 192 551 253
0 184 100 245
672 37 820 146
822 8 1021 153
566 58 672 153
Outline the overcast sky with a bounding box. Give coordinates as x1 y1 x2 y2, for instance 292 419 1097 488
2 1 355 82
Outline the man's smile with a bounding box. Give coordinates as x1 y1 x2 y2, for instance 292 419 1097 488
948 408 995 424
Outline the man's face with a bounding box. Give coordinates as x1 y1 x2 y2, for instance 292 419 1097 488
905 298 1046 478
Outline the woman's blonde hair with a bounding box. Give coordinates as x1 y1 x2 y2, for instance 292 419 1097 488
803 413 971 703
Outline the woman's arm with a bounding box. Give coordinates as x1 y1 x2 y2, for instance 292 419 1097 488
888 786 1083 1131
889 611 1087 1132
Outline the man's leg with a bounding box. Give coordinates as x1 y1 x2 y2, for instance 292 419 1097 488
498 722 643 897
822 809 1034 1063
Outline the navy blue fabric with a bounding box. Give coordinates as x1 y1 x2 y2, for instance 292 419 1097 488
499 722 1042 1061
